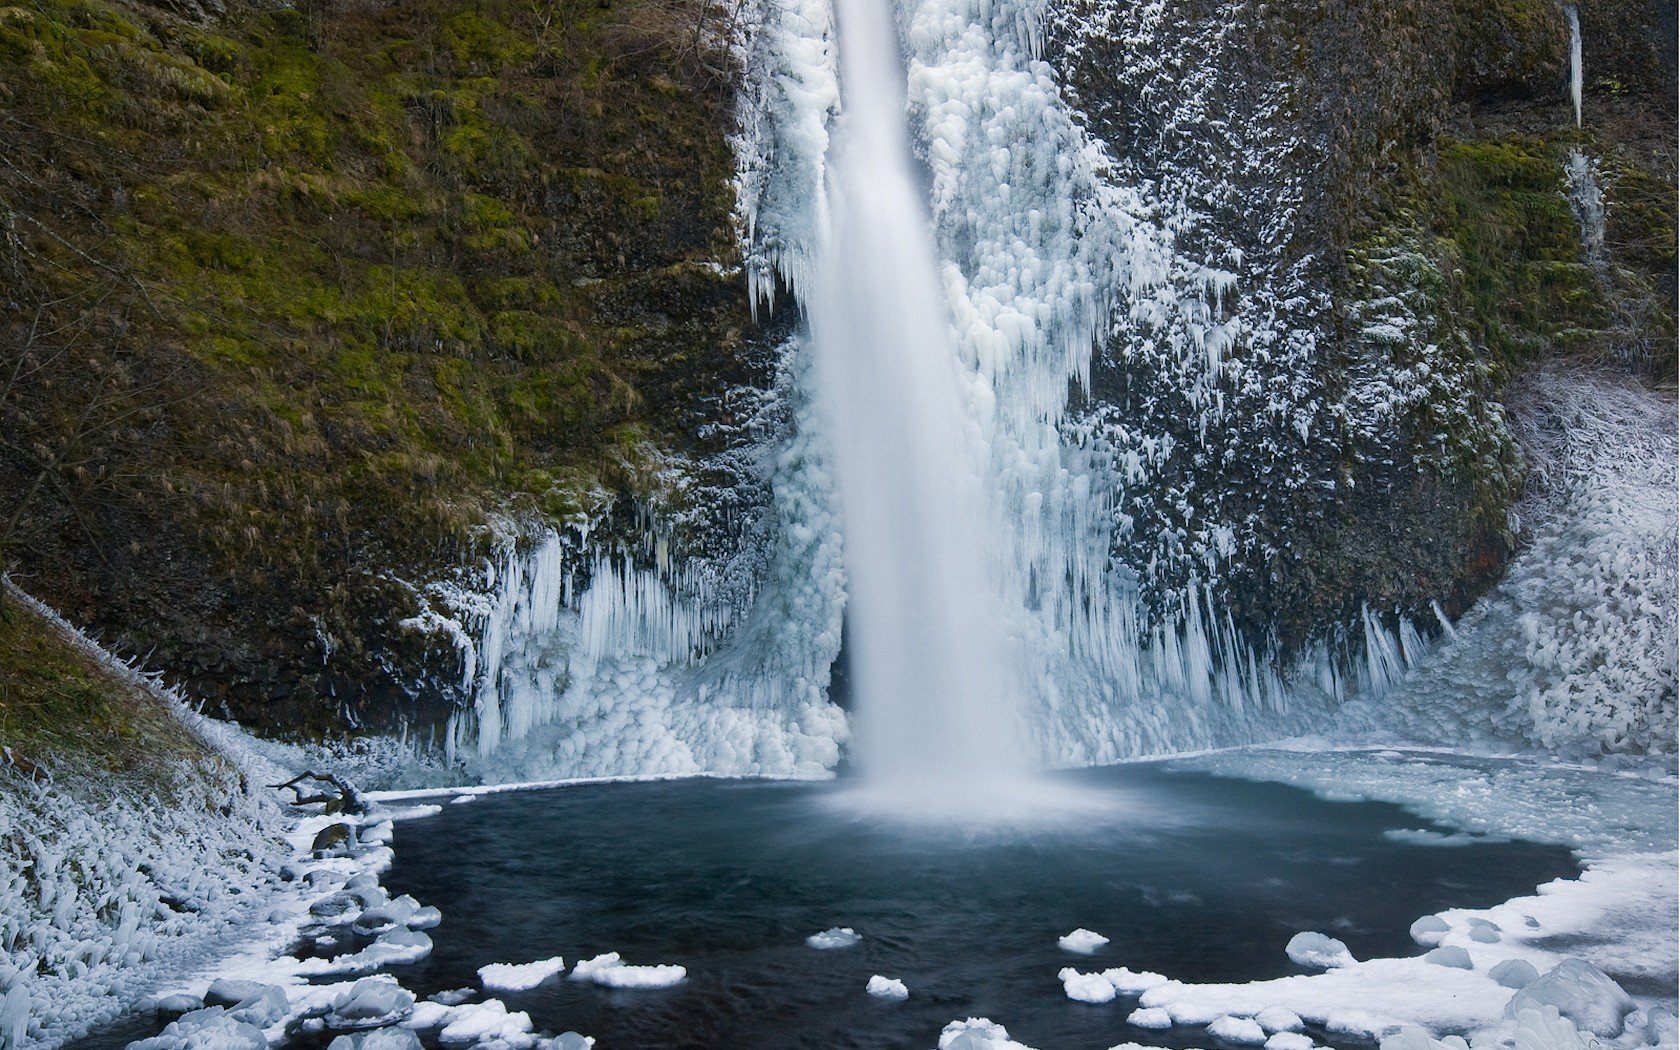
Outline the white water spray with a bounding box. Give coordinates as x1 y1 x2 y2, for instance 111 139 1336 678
809 0 1026 799
1566 5 1583 127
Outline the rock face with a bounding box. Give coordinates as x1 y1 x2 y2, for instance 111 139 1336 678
1045 0 1675 655
0 0 1672 752
0 0 788 734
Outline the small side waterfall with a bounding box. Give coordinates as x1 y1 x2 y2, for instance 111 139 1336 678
1566 5 1583 126
810 0 1025 796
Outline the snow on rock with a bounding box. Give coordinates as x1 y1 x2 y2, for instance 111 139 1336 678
434 999 536 1049
1409 915 1451 947
1502 960 1636 1039
1058 929 1110 955
1488 959 1540 990
1126 1007 1173 1029
0 588 293 1050
866 976 909 1001
936 1018 1040 1050
806 927 861 949
1255 1007 1303 1033
1286 933 1354 970
328 978 416 1030
569 953 686 989
478 958 568 992
1105 968 1170 994
128 1008 267 1050
1059 968 1119 1003
1423 947 1473 970
1060 965 1169 1003
1263 1034 1313 1050
327 1028 425 1050
1208 1016 1267 1044
296 929 434 976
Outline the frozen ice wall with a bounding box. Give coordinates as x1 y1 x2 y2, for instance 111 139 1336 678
1337 364 1679 756
416 0 1673 783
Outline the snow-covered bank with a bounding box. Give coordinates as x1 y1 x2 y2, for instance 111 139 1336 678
1106 747 1679 1047
0 584 292 1050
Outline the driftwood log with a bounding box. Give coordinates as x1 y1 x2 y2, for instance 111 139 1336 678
271 771 368 815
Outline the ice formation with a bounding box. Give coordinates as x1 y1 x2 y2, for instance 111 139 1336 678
1565 6 1583 127
1332 367 1678 757
383 0 1672 786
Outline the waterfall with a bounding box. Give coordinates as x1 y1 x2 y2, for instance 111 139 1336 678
1566 5 1583 127
810 0 1026 793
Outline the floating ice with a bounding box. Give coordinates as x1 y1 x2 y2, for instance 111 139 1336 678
1286 933 1354 970
867 976 909 1001
479 958 568 992
1208 1016 1267 1045
296 929 433 976
806 927 861 949
1105 968 1170 994
1264 1034 1313 1050
1058 929 1110 954
569 953 686 989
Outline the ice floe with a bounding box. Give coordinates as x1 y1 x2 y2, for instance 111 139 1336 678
867 976 909 1001
478 958 568 992
569 953 686 989
1058 928 1110 954
805 927 861 949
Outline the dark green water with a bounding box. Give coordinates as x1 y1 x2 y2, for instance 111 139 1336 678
378 764 1577 1049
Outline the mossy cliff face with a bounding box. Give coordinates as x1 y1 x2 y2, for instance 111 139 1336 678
1047 0 1675 655
0 0 768 733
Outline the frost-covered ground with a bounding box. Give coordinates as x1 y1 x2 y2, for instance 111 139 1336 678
0 587 293 1050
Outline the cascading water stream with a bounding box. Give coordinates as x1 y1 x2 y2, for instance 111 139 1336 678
1566 5 1583 127
808 0 1026 801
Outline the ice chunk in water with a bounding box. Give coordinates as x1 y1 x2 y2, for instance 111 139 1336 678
866 976 909 1001
1058 929 1109 954
478 958 567 992
1285 932 1354 969
1504 959 1636 1039
805 927 861 949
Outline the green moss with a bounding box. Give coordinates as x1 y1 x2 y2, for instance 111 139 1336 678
0 595 216 785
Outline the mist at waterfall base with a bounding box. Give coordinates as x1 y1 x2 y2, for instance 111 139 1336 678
382 765 1577 1050
808 0 1031 813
